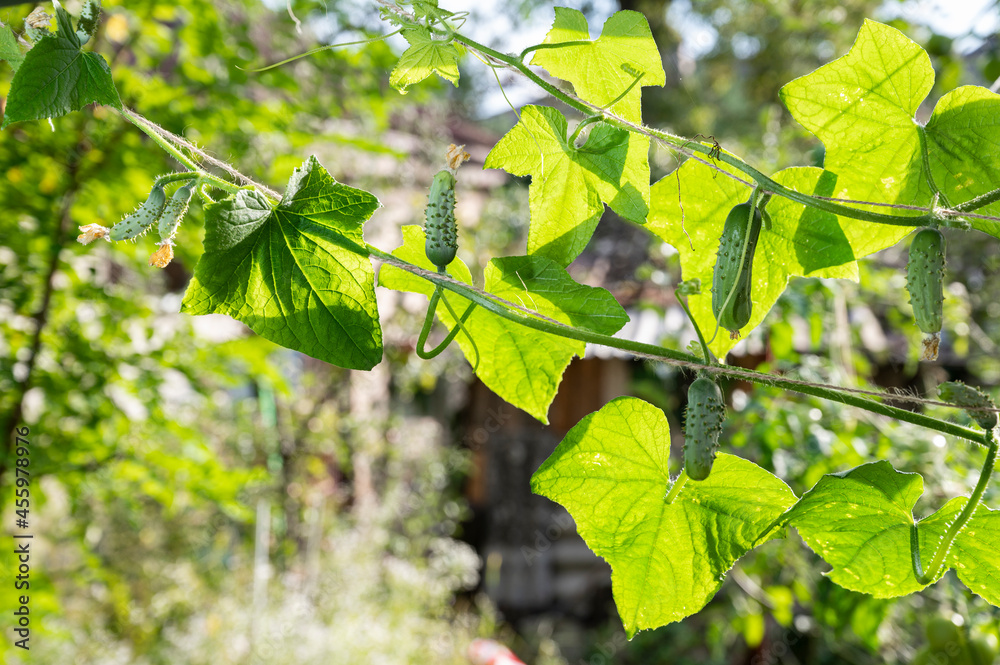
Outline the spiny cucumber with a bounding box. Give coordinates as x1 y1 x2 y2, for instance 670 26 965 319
424 169 458 270
906 227 945 361
684 375 726 481
712 200 765 338
109 185 166 242
157 183 195 241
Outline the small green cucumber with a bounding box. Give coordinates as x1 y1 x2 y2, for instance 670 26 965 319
712 200 764 337
938 381 997 430
424 170 458 270
684 375 726 481
157 183 194 241
109 185 166 242
906 227 945 360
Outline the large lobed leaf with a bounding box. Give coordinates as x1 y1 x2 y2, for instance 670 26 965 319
529 8 665 124
485 8 663 267
379 226 628 423
485 105 650 266
531 397 797 636
781 19 1000 237
182 156 383 371
785 459 1000 605
2 3 120 128
388 26 460 93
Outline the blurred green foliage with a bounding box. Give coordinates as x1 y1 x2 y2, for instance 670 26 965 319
2 0 1000 663
0 0 479 662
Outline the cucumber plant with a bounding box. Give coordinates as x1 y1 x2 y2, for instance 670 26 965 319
416 149 479 369
424 169 458 270
8 0 1000 645
157 182 195 242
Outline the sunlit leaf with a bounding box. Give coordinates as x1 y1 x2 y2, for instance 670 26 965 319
532 397 797 636
182 156 383 371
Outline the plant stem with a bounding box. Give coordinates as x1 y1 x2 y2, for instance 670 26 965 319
913 430 997 584
121 109 240 195
567 115 603 147
415 285 477 360
154 172 201 186
675 291 714 364
369 246 986 446
448 32 941 229
519 40 593 61
665 471 688 504
954 186 1000 213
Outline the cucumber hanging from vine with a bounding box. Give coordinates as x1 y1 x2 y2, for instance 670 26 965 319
157 182 195 242
109 184 167 242
417 146 479 370
684 375 726 481
424 169 458 270
712 192 767 339
150 182 195 268
906 227 945 361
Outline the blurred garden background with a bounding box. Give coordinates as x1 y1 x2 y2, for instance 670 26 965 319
2 0 1000 663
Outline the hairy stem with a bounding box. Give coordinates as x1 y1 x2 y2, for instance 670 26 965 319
121 109 240 195
954 186 1000 213
154 172 201 186
664 471 688 504
913 430 997 584
448 32 941 228
370 246 986 446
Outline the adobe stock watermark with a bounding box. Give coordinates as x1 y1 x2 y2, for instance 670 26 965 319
749 627 805 665
520 511 575 566
460 405 512 452
11 425 33 651
576 631 628 665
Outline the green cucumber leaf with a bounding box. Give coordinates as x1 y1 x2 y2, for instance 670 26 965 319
785 459 1000 605
379 228 628 422
487 255 630 335
389 26 460 93
784 461 932 597
781 20 1000 237
182 156 383 371
485 105 649 266
648 154 906 357
926 497 1000 607
924 86 1000 233
531 397 797 637
530 8 665 124
2 3 120 128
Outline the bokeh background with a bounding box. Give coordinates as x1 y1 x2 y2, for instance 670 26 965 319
2 0 1000 663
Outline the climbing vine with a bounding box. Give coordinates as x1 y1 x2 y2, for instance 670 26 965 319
4 0 1000 640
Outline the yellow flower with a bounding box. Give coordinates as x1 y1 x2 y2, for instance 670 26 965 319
148 241 174 268
446 143 471 171
77 224 110 245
